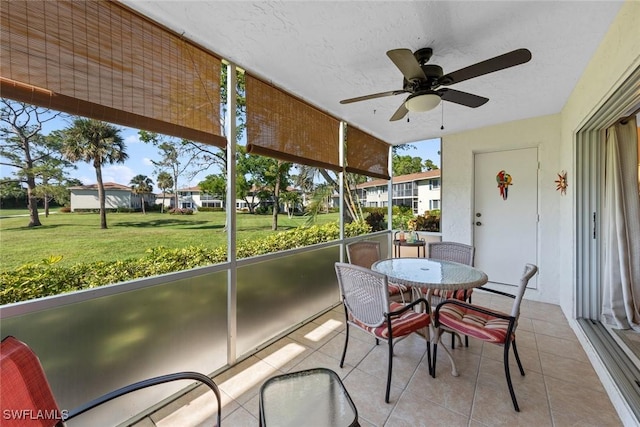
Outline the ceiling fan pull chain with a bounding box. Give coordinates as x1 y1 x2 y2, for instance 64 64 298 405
441 102 445 130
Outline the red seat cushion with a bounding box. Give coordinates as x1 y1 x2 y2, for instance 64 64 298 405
437 304 512 344
351 302 430 339
388 282 408 295
428 288 472 301
1 337 63 427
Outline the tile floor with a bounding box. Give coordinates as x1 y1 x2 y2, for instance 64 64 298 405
134 290 622 427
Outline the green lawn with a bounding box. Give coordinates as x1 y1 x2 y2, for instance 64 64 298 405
0 210 340 270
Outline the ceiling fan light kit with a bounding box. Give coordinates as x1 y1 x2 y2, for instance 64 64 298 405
405 91 441 112
340 47 532 121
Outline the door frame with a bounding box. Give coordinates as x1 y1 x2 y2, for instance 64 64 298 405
575 66 640 320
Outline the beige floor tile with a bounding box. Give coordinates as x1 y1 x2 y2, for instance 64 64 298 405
220 405 259 427
286 320 341 349
342 368 401 424
317 329 374 366
479 341 542 374
148 299 624 427
545 376 623 426
407 356 477 416
386 392 470 427
538 350 605 393
288 348 355 377
213 356 279 405
531 318 578 341
472 357 550 425
536 334 590 362
254 336 313 372
356 337 426 389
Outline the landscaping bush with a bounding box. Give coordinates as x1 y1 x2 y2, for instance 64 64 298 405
59 206 71 213
168 208 194 215
0 220 371 304
364 209 386 232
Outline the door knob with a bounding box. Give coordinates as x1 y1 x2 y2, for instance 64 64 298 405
475 221 482 226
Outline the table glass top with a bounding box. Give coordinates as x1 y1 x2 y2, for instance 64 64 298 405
372 257 488 290
260 368 358 427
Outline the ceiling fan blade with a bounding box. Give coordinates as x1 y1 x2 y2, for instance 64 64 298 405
439 48 532 86
439 88 489 108
389 102 409 121
386 49 426 81
340 90 405 104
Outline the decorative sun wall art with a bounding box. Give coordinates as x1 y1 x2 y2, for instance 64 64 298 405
555 170 568 195
496 170 512 200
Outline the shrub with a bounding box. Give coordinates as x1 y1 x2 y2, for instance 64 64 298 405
59 206 71 213
0 220 372 304
365 210 386 232
168 208 194 215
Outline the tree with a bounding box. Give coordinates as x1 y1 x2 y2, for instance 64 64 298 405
156 171 173 213
281 190 302 219
392 154 423 176
0 100 67 226
424 159 439 171
0 179 27 208
130 174 154 214
62 118 127 229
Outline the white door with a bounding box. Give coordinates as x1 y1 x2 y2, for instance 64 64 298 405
474 148 538 287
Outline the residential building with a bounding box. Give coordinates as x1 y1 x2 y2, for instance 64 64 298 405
356 170 441 214
69 182 155 212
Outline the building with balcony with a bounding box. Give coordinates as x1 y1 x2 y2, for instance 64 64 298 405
356 170 441 214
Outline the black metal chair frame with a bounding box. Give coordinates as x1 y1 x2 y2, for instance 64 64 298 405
65 371 222 426
432 263 537 412
335 262 431 403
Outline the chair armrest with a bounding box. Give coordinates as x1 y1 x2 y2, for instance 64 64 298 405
66 371 221 426
476 286 515 299
388 297 429 318
433 299 514 328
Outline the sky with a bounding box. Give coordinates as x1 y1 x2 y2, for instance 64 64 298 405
7 113 441 189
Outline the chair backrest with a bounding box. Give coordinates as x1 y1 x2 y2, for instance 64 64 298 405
427 241 475 266
511 263 538 319
335 262 390 328
1 336 63 427
346 240 381 268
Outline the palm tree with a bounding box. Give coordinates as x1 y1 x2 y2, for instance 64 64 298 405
130 174 154 214
62 118 127 229
156 171 173 213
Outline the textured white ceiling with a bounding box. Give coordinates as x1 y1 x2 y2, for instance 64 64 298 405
122 1 624 145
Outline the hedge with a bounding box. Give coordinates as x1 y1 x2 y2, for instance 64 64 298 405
0 221 371 304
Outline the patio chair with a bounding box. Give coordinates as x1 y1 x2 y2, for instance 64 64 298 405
346 240 410 302
334 262 431 403
0 335 222 426
425 241 476 348
432 263 538 412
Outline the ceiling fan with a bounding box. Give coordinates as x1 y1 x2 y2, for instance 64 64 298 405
340 47 532 121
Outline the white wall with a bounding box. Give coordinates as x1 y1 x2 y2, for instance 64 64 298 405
442 114 561 304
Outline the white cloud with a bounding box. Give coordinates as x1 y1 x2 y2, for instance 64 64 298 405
101 165 136 185
124 133 141 144
142 157 154 166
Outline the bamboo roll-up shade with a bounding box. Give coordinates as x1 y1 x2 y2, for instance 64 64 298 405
0 0 225 148
345 126 391 180
246 74 340 171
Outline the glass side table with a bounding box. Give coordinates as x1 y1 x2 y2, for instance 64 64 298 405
259 368 359 427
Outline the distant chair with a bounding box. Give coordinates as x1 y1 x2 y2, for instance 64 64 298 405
334 262 431 403
346 240 409 302
426 241 476 348
433 263 538 412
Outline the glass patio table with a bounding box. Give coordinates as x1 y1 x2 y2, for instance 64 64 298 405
372 257 488 376
259 368 359 427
